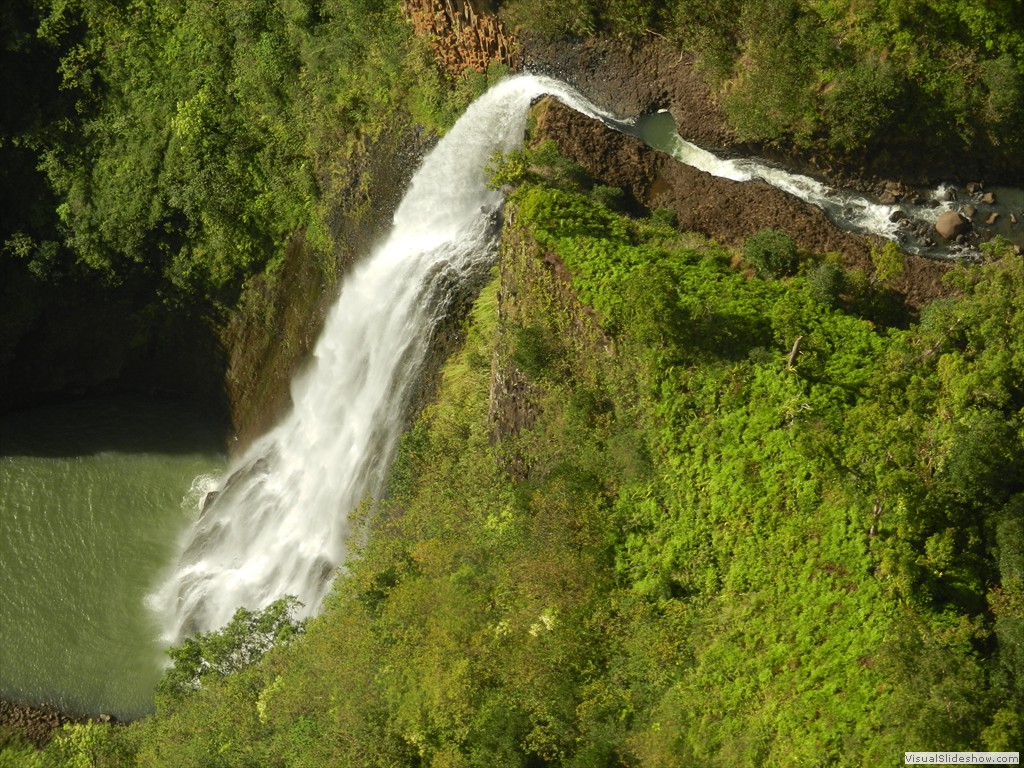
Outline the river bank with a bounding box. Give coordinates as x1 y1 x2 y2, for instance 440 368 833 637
519 33 1024 190
0 700 96 749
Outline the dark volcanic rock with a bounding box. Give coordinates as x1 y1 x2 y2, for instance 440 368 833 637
0 699 87 749
521 36 737 151
519 37 1022 189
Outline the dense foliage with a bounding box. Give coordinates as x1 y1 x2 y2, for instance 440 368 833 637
3 0 1023 763
12 167 1021 766
24 0 482 300
0 0 490 391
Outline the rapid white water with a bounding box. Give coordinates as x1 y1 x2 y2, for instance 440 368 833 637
155 75 612 641
630 111 961 254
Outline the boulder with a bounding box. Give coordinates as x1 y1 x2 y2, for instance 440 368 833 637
962 204 976 219
985 212 1000 225
879 181 904 205
981 192 996 205
889 209 908 223
935 210 971 239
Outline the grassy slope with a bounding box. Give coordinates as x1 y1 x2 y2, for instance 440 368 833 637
25 176 1021 767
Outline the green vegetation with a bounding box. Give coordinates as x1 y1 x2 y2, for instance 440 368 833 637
3 0 1023 763
10 163 1021 766
4 0 1022 378
1 0 493 400
743 229 798 277
157 598 305 703
25 0 481 301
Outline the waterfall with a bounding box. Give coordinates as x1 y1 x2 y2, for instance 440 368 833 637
155 75 610 641
157 70 1010 642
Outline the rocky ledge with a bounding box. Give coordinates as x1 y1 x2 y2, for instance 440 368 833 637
521 35 1023 194
0 699 97 749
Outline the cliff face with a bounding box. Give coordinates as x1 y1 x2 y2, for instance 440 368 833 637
522 36 738 152
219 121 431 451
0 270 229 418
0 119 430 451
402 0 520 78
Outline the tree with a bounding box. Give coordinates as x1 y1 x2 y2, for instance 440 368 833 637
743 229 798 277
157 597 305 702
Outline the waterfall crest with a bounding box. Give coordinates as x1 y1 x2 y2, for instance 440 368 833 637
155 75 609 641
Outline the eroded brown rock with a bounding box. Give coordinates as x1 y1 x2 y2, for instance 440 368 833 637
522 36 736 151
402 0 520 79
0 699 88 749
935 210 971 240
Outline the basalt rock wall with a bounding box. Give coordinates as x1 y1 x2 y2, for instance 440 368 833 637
220 121 432 452
402 0 520 78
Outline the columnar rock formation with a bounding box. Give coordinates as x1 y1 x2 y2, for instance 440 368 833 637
402 0 520 78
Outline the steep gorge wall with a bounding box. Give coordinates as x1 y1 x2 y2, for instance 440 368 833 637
0 121 430 454
220 122 432 451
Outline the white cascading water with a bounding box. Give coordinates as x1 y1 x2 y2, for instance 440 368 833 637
155 75 613 641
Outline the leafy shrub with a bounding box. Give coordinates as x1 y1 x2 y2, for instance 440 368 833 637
512 323 556 378
588 184 624 210
650 207 678 229
823 57 905 154
486 141 584 191
743 229 798 276
806 261 846 306
158 596 305 701
871 240 905 286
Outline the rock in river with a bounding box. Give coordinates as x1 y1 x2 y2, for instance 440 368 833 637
936 210 971 239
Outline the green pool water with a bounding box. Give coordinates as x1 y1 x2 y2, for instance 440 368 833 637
0 395 226 719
